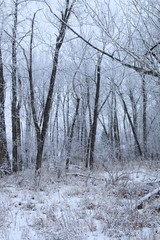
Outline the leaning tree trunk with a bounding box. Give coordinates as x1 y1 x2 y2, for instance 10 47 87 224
129 88 139 157
120 93 142 157
27 1 76 181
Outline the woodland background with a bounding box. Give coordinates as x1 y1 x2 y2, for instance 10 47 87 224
0 0 160 177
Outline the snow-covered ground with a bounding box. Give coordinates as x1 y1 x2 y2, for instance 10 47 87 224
0 161 160 240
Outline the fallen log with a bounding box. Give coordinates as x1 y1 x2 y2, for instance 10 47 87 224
135 187 160 209
66 172 103 180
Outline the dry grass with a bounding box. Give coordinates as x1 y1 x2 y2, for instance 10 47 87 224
0 160 160 239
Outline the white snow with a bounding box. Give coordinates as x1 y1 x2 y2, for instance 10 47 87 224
0 162 160 240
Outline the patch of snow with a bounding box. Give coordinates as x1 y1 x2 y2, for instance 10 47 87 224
0 163 160 239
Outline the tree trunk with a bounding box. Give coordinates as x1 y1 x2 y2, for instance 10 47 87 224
35 136 44 171
12 0 20 172
129 88 139 157
51 91 60 156
24 96 32 168
66 97 80 169
142 75 147 158
86 56 102 168
113 96 121 159
120 94 142 157
0 45 9 167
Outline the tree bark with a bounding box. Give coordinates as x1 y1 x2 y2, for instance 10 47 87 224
86 56 102 168
12 0 20 172
142 75 147 158
129 88 139 157
113 96 121 159
66 97 80 169
0 45 9 167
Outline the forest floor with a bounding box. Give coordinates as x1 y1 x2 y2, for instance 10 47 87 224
0 160 160 240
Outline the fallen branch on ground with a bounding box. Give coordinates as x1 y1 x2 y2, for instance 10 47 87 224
135 187 160 209
66 172 105 181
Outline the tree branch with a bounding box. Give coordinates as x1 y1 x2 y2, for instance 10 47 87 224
44 1 160 78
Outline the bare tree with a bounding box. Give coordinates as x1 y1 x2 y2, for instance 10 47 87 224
56 0 160 78
27 0 76 179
